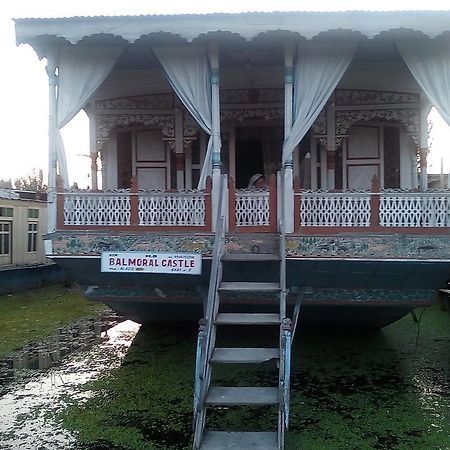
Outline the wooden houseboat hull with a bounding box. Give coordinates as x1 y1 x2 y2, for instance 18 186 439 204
52 251 449 327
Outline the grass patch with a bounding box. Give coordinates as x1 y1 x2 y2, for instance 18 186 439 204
62 301 450 450
0 284 105 357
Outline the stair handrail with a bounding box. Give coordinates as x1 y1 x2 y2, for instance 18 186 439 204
193 174 226 447
278 168 290 448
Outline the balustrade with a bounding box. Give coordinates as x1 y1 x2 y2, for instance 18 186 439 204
57 181 450 233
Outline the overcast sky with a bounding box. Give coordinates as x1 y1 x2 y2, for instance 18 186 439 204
1 0 449 187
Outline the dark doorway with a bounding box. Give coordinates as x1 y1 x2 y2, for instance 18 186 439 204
234 127 282 188
235 132 264 188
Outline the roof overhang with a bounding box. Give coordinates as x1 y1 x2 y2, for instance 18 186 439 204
15 10 450 58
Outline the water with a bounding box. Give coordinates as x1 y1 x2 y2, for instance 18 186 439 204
0 320 141 450
0 303 448 449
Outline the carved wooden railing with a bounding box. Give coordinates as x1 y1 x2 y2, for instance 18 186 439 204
294 176 450 233
57 177 212 231
228 174 277 232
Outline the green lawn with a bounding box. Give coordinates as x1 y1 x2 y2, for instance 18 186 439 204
0 285 105 357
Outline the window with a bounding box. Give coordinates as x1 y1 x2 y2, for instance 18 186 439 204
0 222 11 255
0 207 13 217
28 208 39 219
28 222 38 253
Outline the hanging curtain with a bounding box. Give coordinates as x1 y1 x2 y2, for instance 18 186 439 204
56 46 124 186
282 41 357 164
153 46 213 189
396 40 450 126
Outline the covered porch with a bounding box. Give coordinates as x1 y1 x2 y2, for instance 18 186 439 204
14 11 450 239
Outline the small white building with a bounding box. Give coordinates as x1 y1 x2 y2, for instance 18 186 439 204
0 189 47 267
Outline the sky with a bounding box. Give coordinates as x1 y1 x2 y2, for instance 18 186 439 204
1 0 450 188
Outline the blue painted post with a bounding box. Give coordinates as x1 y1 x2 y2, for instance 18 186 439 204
280 318 292 430
193 318 207 427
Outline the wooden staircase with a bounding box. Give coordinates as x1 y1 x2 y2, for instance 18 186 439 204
193 176 292 449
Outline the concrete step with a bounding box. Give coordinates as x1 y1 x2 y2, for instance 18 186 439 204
200 431 278 449
215 313 280 325
211 347 279 364
206 386 279 406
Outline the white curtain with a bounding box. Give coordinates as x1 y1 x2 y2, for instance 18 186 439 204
282 41 357 164
396 40 450 126
153 46 213 189
56 46 123 186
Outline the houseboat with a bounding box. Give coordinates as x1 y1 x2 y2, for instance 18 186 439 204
15 10 450 448
14 10 450 328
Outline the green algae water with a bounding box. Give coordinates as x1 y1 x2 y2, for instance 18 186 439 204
63 301 450 450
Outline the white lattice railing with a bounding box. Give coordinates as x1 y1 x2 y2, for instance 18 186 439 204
63 192 131 226
380 191 450 227
138 192 207 226
60 190 210 228
298 191 371 227
235 189 270 227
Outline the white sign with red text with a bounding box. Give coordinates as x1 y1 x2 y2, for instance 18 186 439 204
101 251 202 275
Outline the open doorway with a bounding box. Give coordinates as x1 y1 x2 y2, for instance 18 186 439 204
234 127 282 188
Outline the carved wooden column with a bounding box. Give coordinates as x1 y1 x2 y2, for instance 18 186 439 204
90 153 98 191
326 94 336 189
419 147 429 190
419 93 431 190
46 53 58 234
175 102 185 189
87 107 99 190
283 40 295 233
209 42 223 230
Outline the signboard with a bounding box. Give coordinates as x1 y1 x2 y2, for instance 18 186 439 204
101 251 202 275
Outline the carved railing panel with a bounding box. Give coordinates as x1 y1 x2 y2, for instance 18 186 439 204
235 190 270 227
299 192 371 227
138 192 206 226
64 193 131 226
380 192 450 227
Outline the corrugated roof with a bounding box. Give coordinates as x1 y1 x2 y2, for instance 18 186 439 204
14 10 450 53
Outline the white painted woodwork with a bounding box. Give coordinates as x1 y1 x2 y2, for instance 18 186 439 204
64 193 131 226
139 192 206 226
299 192 371 227
380 192 450 227
235 189 270 227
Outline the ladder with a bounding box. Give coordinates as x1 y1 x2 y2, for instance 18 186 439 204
193 175 292 449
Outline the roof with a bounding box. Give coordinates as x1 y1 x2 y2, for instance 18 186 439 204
15 10 450 51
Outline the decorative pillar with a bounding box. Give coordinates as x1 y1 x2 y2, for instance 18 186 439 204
175 102 185 189
209 42 223 228
419 94 430 190
88 107 99 190
46 54 58 234
90 153 98 191
283 40 295 233
419 147 429 190
326 94 336 189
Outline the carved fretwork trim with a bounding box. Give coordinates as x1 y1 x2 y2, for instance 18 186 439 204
335 89 420 106
312 109 327 135
96 114 175 140
220 88 284 105
336 108 420 137
221 107 283 122
183 113 200 138
95 93 174 110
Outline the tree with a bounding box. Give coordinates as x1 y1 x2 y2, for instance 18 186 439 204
14 169 47 193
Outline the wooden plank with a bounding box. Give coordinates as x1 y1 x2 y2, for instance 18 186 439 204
221 253 280 261
201 431 278 449
215 313 280 325
219 282 280 292
211 347 279 364
206 386 279 406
